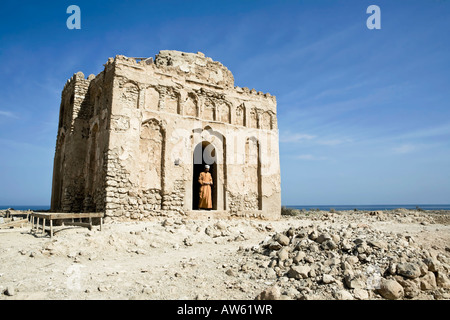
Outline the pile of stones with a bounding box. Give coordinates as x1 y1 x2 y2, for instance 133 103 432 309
244 223 450 300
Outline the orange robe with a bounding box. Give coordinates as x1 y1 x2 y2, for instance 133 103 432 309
198 171 213 209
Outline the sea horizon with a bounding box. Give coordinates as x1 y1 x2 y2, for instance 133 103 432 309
285 204 450 211
1 203 450 211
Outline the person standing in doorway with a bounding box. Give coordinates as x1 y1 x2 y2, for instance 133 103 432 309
198 165 213 209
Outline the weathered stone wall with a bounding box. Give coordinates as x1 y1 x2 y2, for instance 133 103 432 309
52 50 281 220
51 67 114 213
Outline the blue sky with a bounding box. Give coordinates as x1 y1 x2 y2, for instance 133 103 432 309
0 0 449 206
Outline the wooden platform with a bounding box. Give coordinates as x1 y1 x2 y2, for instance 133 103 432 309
29 212 104 239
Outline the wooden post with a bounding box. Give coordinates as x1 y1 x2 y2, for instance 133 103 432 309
36 218 39 233
42 218 46 235
50 220 53 239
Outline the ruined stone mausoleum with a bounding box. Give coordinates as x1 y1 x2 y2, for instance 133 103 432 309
51 50 281 220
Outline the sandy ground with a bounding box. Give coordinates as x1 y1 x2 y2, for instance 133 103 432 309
0 209 449 300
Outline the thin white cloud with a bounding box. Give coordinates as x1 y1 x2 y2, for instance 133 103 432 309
280 132 316 143
397 123 450 140
0 110 18 119
296 154 327 161
317 138 353 146
392 144 416 154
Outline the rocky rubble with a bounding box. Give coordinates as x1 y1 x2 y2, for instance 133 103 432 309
1 209 449 300
243 222 450 300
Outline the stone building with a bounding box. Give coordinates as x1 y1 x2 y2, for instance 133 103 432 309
51 50 281 221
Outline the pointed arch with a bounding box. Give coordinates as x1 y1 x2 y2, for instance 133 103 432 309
245 136 262 210
203 99 216 121
139 118 165 208
218 102 231 124
260 111 273 130
185 92 199 117
234 103 246 126
121 81 140 109
249 107 259 129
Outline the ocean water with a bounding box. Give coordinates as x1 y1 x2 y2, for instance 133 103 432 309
285 204 450 211
0 205 50 211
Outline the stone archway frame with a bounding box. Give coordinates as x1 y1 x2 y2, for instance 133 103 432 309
186 125 227 211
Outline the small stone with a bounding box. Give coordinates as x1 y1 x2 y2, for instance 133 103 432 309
377 279 404 300
388 263 397 275
286 227 295 237
415 261 428 277
436 271 450 289
346 256 359 265
267 240 282 251
215 220 228 230
423 257 440 272
353 288 369 300
98 285 110 292
396 263 421 279
256 285 281 300
344 275 366 289
225 268 236 277
205 226 222 238
274 233 290 246
316 233 331 244
321 240 337 250
322 274 335 284
331 234 341 244
183 237 193 246
278 247 290 261
4 286 15 296
288 265 311 279
266 268 277 279
334 289 354 300
308 230 318 241
395 277 420 299
293 251 305 264
367 240 387 250
341 239 353 251
162 218 174 227
420 272 437 291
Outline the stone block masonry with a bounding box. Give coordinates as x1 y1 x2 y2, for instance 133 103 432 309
51 50 281 221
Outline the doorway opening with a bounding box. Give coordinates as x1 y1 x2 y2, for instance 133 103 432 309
192 141 217 210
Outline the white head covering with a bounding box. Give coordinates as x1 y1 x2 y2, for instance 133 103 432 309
205 165 210 169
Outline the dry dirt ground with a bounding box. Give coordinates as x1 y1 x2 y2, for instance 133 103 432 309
0 209 449 300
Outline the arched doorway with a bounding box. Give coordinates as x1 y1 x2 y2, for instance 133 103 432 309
192 141 217 210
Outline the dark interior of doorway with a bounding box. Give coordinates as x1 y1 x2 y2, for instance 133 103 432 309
192 141 217 210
